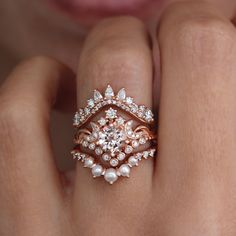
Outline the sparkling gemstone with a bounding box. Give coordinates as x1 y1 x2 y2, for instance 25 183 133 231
84 107 90 116
117 88 126 100
82 140 89 148
139 105 146 112
92 165 103 177
119 164 130 177
87 99 95 108
132 140 139 148
98 124 125 155
110 158 119 167
139 138 146 145
126 97 133 104
72 152 80 160
102 153 111 161
125 145 133 154
105 85 114 98
136 153 142 160
116 117 125 125
98 117 107 126
104 168 118 184
89 143 95 150
73 112 80 125
130 104 138 113
128 156 138 166
94 90 103 101
145 110 154 122
95 147 103 155
150 149 155 157
117 152 126 161
105 108 117 119
84 157 94 168
143 151 149 159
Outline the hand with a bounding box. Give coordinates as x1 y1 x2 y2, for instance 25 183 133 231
1 1 236 236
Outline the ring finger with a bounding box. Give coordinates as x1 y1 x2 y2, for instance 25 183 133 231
72 17 154 234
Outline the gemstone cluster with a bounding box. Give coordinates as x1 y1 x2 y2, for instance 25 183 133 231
73 85 154 127
72 85 156 184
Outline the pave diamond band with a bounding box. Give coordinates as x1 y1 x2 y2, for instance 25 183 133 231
72 85 157 184
73 85 154 128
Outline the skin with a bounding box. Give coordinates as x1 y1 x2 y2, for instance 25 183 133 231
1 0 236 235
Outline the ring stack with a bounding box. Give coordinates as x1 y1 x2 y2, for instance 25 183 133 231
72 85 157 184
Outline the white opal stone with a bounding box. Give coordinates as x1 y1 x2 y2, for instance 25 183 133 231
92 165 103 177
104 168 118 184
105 85 114 98
88 143 95 150
128 156 138 167
117 88 126 100
119 164 130 177
84 157 94 168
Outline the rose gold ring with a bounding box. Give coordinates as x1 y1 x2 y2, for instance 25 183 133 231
71 85 157 184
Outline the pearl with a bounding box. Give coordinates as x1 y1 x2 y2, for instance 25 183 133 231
128 156 138 167
92 165 103 177
104 168 118 184
119 164 131 177
84 157 94 168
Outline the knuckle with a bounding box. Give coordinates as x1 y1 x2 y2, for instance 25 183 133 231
160 2 236 51
12 56 58 75
177 17 235 46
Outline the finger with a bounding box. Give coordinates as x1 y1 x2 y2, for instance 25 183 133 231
0 57 74 233
73 17 154 233
155 0 236 226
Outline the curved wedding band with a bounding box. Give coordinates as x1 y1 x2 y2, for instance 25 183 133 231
71 85 157 184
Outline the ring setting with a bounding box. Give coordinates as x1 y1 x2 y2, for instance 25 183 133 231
72 85 157 184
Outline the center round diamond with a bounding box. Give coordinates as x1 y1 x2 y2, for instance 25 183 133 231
98 125 125 155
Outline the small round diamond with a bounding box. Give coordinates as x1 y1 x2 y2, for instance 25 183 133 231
102 153 111 161
82 141 89 148
95 147 103 155
125 145 133 154
117 152 126 161
87 99 95 108
110 158 119 167
98 118 106 126
126 97 133 104
89 143 95 150
139 138 146 145
132 140 139 148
